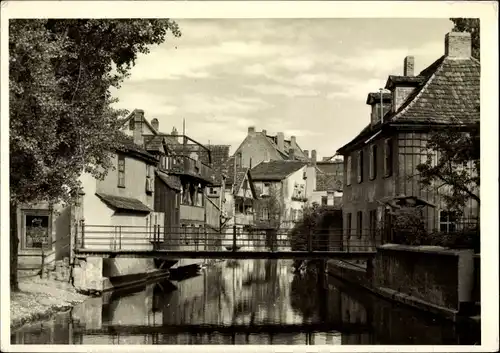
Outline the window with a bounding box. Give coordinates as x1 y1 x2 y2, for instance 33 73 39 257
321 196 328 205
357 211 363 239
369 210 377 239
146 164 152 178
242 179 248 190
346 156 352 186
118 155 125 188
346 213 352 237
209 187 215 195
357 150 364 183
23 211 51 250
440 211 457 233
384 139 393 177
369 144 377 180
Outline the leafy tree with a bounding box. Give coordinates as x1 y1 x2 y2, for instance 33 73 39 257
450 18 480 60
416 123 480 216
9 19 181 291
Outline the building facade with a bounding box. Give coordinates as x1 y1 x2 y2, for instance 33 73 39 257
337 31 480 250
250 160 309 230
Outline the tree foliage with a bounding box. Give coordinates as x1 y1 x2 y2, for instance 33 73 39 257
450 18 480 60
416 123 480 215
10 19 181 205
9 19 181 291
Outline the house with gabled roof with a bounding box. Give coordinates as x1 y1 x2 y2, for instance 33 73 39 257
337 31 480 250
233 127 309 169
250 160 309 230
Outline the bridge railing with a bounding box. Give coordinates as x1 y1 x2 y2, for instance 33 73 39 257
76 224 378 253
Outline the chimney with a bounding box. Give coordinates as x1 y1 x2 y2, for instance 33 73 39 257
277 132 285 151
133 109 144 146
249 158 253 169
289 148 295 160
151 118 159 131
248 126 256 135
304 150 309 159
290 136 296 146
403 56 415 76
262 129 267 135
171 127 178 136
311 150 317 165
445 31 472 59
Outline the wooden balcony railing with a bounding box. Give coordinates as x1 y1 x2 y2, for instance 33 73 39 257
161 155 214 183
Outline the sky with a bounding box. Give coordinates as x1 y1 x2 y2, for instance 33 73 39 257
111 18 454 160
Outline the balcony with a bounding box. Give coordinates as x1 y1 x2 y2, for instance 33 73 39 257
159 134 215 184
180 204 205 222
161 155 214 184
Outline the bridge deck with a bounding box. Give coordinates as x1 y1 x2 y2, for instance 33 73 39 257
74 248 376 260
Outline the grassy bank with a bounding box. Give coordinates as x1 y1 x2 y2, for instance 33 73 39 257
10 272 89 331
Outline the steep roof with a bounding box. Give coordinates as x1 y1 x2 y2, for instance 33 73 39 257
264 134 308 161
316 172 343 192
156 171 182 191
116 133 157 164
96 193 152 213
337 52 480 154
250 160 306 181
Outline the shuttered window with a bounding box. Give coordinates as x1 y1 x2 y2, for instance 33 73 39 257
118 155 125 188
357 150 363 184
369 144 377 180
384 139 393 177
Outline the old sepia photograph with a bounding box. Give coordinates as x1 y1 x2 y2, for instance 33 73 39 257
1 1 498 351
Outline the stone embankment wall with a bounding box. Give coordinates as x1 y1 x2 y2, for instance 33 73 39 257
41 257 72 282
373 244 477 316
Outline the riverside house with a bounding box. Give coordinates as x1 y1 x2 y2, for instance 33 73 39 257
337 31 480 250
250 160 310 231
127 110 221 269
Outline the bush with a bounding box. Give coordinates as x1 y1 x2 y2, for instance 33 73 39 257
391 207 479 251
289 204 342 252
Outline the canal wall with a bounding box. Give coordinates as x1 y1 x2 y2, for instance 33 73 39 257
72 256 170 294
326 244 480 323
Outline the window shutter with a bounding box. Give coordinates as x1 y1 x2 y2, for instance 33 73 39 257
346 156 352 186
357 150 363 183
384 139 392 177
369 145 377 180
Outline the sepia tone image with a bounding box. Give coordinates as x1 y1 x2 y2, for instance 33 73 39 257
5 14 484 347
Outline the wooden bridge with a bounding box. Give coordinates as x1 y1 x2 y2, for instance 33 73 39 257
74 224 378 260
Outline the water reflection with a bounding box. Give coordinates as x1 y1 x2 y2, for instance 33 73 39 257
12 259 479 345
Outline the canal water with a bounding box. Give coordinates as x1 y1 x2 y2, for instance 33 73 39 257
12 259 480 345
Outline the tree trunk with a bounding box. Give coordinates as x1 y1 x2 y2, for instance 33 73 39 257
10 201 20 292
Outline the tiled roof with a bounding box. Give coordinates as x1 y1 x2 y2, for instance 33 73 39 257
207 145 231 186
144 135 164 153
116 133 157 163
264 134 308 161
316 173 343 192
389 56 480 124
156 171 182 191
96 193 152 213
250 160 306 181
316 161 343 175
337 54 479 153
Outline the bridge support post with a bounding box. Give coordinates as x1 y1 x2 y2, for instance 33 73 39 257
80 219 85 249
232 225 237 251
307 229 313 252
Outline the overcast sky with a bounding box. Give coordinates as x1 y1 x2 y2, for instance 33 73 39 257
111 18 454 160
